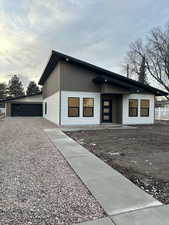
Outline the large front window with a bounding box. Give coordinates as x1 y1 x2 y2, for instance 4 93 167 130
68 97 80 117
83 98 94 117
129 99 138 117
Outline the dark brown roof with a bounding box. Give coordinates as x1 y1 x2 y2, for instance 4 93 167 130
38 50 168 96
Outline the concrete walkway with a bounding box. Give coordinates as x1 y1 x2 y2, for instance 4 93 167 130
60 124 136 132
112 205 169 225
45 128 169 225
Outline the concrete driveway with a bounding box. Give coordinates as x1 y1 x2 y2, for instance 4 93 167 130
0 118 104 225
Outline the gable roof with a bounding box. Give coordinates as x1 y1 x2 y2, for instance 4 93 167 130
39 50 168 96
0 92 42 103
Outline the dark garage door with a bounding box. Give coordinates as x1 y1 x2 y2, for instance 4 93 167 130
11 104 42 117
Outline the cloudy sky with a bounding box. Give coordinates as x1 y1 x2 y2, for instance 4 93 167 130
0 0 169 88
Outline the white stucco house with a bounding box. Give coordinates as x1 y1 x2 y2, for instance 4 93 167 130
38 51 168 126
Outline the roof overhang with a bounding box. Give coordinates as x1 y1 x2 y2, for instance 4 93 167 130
93 76 143 93
38 50 168 97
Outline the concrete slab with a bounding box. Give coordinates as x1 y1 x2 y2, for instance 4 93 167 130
51 139 90 159
60 124 136 132
46 129 162 216
112 205 169 225
73 217 115 225
45 129 90 159
68 154 161 215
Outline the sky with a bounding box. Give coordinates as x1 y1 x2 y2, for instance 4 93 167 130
0 0 169 89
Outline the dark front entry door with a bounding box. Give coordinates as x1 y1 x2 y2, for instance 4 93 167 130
102 99 112 123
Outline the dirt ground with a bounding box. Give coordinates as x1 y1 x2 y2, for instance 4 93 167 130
65 121 169 204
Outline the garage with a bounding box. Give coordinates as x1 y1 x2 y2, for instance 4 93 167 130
11 103 42 117
0 93 43 117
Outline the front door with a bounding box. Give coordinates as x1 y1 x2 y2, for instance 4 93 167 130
102 99 112 123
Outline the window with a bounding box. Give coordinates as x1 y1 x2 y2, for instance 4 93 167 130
45 102 47 114
141 99 150 117
83 98 94 117
68 97 80 117
129 99 138 117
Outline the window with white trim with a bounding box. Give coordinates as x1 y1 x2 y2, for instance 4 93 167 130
129 99 138 117
83 98 94 117
140 99 150 117
68 97 80 117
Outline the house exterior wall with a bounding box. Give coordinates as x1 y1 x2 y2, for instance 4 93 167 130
42 63 60 99
60 91 100 125
6 103 11 116
101 83 129 94
60 61 101 92
41 60 156 125
112 95 122 123
43 91 60 125
122 94 155 124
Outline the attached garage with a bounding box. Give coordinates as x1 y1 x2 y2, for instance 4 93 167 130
0 93 43 117
11 103 42 117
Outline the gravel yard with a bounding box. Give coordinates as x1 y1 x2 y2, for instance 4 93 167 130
0 118 104 225
66 121 169 204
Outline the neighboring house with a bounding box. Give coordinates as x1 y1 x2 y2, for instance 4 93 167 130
0 93 43 117
38 50 167 125
155 100 169 120
155 100 169 108
0 103 6 114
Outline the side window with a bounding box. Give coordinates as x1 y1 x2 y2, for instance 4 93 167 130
140 100 150 117
68 97 80 117
45 102 47 114
129 99 138 117
83 98 94 117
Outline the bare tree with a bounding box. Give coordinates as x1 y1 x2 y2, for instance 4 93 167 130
125 23 169 98
146 26 169 92
126 39 146 79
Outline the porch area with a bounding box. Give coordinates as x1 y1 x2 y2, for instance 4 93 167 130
60 123 134 132
101 94 123 124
